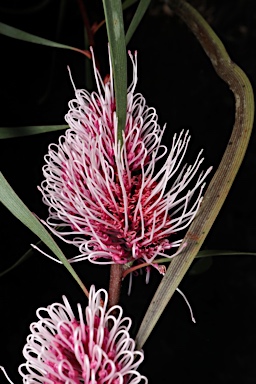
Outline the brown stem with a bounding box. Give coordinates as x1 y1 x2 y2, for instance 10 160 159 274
108 264 123 308
136 0 254 349
122 262 150 279
92 20 106 35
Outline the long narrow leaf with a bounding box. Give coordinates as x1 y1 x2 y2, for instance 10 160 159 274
197 250 256 258
0 172 89 297
126 0 151 44
135 0 254 349
0 22 90 57
102 0 127 143
122 0 138 11
0 243 37 277
155 249 256 264
0 0 51 15
0 125 68 139
188 257 213 276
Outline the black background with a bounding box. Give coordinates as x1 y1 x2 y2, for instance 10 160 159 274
1 0 256 383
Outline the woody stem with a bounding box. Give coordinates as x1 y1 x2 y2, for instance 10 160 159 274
108 264 123 308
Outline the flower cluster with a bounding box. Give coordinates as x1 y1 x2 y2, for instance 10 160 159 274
19 286 147 384
39 48 211 268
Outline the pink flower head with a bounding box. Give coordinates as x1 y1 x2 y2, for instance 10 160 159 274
19 286 147 384
39 48 211 267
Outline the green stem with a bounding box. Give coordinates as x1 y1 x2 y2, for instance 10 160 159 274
135 0 254 349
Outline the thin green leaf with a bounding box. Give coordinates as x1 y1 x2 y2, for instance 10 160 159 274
196 249 256 258
126 0 151 44
0 0 51 15
154 249 256 265
0 22 89 57
102 0 127 143
0 243 37 277
0 172 89 297
135 0 254 350
188 257 213 276
122 0 139 11
38 0 69 104
0 125 68 139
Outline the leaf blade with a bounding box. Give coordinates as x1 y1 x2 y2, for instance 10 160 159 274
125 0 151 44
122 0 138 11
0 172 89 296
0 125 68 139
0 22 89 56
135 0 254 349
102 0 127 143
0 244 36 277
197 250 256 258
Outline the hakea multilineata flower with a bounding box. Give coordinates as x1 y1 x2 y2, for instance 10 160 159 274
39 47 211 271
9 286 147 384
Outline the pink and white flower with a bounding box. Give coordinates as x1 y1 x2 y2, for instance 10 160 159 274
39 48 211 267
19 286 147 384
